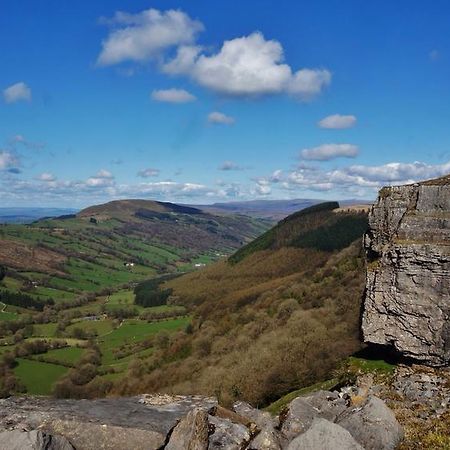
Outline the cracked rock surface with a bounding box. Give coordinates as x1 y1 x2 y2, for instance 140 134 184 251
362 175 450 365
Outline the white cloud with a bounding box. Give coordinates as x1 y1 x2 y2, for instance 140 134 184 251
301 143 359 161
344 161 450 183
151 88 196 103
262 159 450 197
37 172 56 182
318 114 357 129
97 8 204 66
168 32 331 98
0 151 19 171
137 168 160 177
3 82 32 103
86 169 115 187
208 111 235 125
98 8 331 100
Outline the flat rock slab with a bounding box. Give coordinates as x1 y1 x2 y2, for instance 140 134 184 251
0 395 217 450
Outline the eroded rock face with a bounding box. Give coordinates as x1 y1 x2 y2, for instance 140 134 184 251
362 175 450 365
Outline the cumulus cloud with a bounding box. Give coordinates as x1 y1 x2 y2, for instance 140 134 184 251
301 143 359 161
3 82 32 103
137 168 160 177
318 114 357 129
86 169 115 187
36 172 56 182
165 32 331 98
97 8 204 66
97 8 331 100
208 112 235 125
151 88 196 103
259 159 450 196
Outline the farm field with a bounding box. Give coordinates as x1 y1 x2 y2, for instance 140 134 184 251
0 199 270 398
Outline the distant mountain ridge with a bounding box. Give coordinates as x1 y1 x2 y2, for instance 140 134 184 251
0 208 78 224
189 198 372 220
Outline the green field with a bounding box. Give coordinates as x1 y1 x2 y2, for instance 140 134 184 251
66 319 115 336
14 358 69 395
99 317 189 365
37 346 85 365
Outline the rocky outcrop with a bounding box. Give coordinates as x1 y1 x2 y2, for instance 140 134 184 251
0 389 402 450
362 174 450 365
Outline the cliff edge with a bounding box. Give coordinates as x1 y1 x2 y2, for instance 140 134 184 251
362 174 450 365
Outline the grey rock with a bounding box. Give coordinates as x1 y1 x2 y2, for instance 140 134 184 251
232 401 276 429
279 396 318 440
280 390 347 440
362 175 450 365
166 408 209 450
247 427 281 450
286 418 363 450
0 429 75 450
301 390 347 421
208 415 251 450
337 396 404 450
0 395 217 450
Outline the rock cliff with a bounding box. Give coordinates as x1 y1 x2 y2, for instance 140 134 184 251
362 174 450 365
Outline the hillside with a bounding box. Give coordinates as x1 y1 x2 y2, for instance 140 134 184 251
191 198 372 220
113 202 370 405
0 199 270 305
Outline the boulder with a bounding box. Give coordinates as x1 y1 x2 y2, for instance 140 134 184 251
280 390 347 440
0 395 217 450
362 175 450 365
286 418 363 450
208 415 251 450
337 396 404 450
166 408 209 450
279 396 318 440
232 401 276 429
247 427 281 450
0 430 75 450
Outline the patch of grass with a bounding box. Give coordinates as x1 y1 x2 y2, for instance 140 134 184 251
32 323 58 337
14 358 68 395
66 319 114 336
264 379 338 415
38 346 85 365
0 310 18 321
347 356 396 374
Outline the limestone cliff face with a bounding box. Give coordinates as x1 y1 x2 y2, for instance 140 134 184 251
362 175 450 365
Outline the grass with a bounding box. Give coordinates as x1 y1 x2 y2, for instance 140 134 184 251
264 378 338 415
37 346 85 365
14 358 68 395
66 319 115 336
347 356 396 374
0 311 18 321
32 323 58 337
99 317 190 365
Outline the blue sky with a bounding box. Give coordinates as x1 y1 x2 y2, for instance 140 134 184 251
1 0 450 207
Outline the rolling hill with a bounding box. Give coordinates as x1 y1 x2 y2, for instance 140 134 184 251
0 199 271 305
113 202 370 405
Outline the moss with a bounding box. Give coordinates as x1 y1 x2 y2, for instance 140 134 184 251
264 378 338 415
